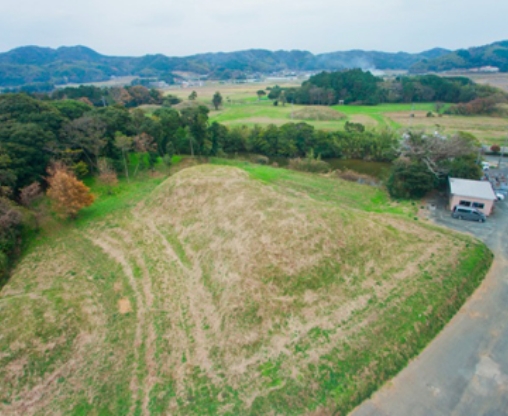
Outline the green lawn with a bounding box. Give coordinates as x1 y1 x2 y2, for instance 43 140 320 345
210 99 348 130
209 101 439 131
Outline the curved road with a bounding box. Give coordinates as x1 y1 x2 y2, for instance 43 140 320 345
351 197 508 416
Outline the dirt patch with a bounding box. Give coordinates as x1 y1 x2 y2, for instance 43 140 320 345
118 298 132 314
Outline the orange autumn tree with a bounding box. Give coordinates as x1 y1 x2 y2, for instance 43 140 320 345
46 163 95 219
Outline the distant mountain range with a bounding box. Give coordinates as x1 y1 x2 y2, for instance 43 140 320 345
409 40 508 73
0 40 506 88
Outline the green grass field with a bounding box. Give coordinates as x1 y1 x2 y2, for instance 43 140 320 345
163 81 508 144
200 88 508 144
209 100 348 130
0 159 492 415
208 100 425 130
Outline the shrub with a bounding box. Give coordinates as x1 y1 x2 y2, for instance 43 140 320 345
162 154 173 167
345 121 365 133
73 161 89 178
0 197 30 281
386 158 436 199
46 163 95 219
491 144 501 154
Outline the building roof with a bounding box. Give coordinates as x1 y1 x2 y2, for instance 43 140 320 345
449 177 497 200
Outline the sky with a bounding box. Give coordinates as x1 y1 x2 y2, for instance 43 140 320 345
1 0 507 56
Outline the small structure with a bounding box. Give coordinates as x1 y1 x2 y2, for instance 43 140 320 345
449 177 497 216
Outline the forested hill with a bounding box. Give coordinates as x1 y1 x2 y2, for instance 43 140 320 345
0 45 452 88
410 40 508 73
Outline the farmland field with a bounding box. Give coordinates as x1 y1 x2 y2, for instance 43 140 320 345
163 82 508 145
0 159 492 415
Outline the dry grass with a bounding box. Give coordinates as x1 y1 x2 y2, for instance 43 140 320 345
385 110 508 143
292 106 346 121
348 114 379 127
165 80 300 103
332 169 379 185
0 164 490 415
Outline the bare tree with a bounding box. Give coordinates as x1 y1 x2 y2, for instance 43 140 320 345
400 131 478 177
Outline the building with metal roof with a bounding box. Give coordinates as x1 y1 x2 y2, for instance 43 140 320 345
449 177 497 216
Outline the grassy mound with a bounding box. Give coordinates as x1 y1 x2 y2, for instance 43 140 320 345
291 106 346 121
0 163 492 415
172 100 213 111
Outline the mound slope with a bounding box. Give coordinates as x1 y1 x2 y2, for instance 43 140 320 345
291 106 346 121
0 164 491 415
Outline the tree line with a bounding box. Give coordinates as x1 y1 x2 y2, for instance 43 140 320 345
267 70 505 107
0 92 404 195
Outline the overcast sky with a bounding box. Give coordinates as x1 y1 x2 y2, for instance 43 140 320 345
1 0 507 56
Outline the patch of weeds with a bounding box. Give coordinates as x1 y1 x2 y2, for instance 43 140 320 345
237 300 262 328
149 381 176 415
259 359 283 388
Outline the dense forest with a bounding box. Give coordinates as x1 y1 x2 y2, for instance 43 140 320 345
268 70 505 106
0 45 453 88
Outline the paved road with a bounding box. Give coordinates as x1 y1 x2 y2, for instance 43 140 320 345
350 193 508 416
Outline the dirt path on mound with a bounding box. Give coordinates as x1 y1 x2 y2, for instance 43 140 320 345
114 228 159 416
89 235 146 416
144 217 222 383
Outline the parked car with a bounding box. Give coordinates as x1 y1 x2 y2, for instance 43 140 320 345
451 206 486 222
496 192 505 201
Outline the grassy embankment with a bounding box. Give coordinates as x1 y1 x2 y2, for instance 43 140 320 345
0 158 492 415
